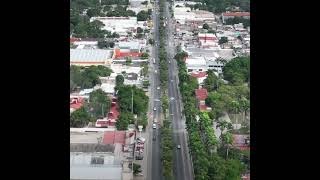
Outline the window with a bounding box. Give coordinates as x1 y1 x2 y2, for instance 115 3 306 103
199 69 202 71
188 69 192 72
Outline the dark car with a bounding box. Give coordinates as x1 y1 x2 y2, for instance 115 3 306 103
153 135 156 141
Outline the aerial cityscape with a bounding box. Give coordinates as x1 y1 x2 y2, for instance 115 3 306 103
70 0 250 180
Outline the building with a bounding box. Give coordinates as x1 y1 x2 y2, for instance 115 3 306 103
90 16 138 36
191 72 207 85
124 72 142 86
114 41 143 59
185 57 207 73
70 130 134 180
70 97 85 113
222 12 250 23
70 49 114 66
232 134 250 150
195 88 211 112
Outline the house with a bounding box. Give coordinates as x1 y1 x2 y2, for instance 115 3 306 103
70 97 85 113
222 12 250 23
70 49 113 66
191 72 207 85
232 134 250 150
195 88 211 112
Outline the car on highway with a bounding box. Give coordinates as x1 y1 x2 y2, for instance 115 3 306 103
152 135 156 141
155 70 157 73
177 145 181 149
157 86 160 90
152 123 157 129
153 107 157 111
169 60 171 63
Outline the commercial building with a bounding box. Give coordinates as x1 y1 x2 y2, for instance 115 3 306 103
70 49 114 66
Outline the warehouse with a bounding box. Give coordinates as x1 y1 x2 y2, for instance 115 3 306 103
70 49 114 66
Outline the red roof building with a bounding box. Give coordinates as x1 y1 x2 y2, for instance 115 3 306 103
195 88 208 101
114 48 143 59
191 72 207 78
70 97 84 110
70 37 80 43
103 131 126 145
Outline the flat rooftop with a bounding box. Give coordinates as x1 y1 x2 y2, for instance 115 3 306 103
70 49 113 62
70 131 105 144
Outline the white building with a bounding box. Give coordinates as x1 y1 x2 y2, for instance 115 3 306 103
70 49 114 66
185 57 207 73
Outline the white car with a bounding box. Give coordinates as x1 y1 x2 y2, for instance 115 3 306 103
177 145 181 149
155 70 157 73
157 86 160 90
152 123 157 129
153 107 157 111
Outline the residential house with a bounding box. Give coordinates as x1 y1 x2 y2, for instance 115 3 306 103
70 97 85 113
191 72 207 86
195 88 211 112
232 134 250 151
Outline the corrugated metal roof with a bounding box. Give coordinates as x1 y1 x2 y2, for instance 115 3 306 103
70 49 113 62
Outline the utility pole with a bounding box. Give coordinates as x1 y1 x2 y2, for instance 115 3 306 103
101 104 104 117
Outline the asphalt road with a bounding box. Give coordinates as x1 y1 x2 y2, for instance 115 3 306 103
146 0 163 180
164 2 194 180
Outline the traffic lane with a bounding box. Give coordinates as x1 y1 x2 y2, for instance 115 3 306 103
169 84 187 180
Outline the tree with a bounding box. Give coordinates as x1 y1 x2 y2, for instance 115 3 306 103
202 23 209 30
88 89 111 118
223 56 250 84
125 57 132 65
132 163 142 175
141 1 148 5
142 80 150 88
225 159 245 180
137 10 149 21
116 112 134 130
203 70 219 92
70 106 91 127
148 38 154 45
208 155 227 180
218 36 228 45
116 75 124 87
161 95 169 117
137 27 143 34
97 40 115 49
141 52 149 59
142 63 149 77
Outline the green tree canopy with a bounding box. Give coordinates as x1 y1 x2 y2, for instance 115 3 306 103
223 56 250 84
88 89 111 118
